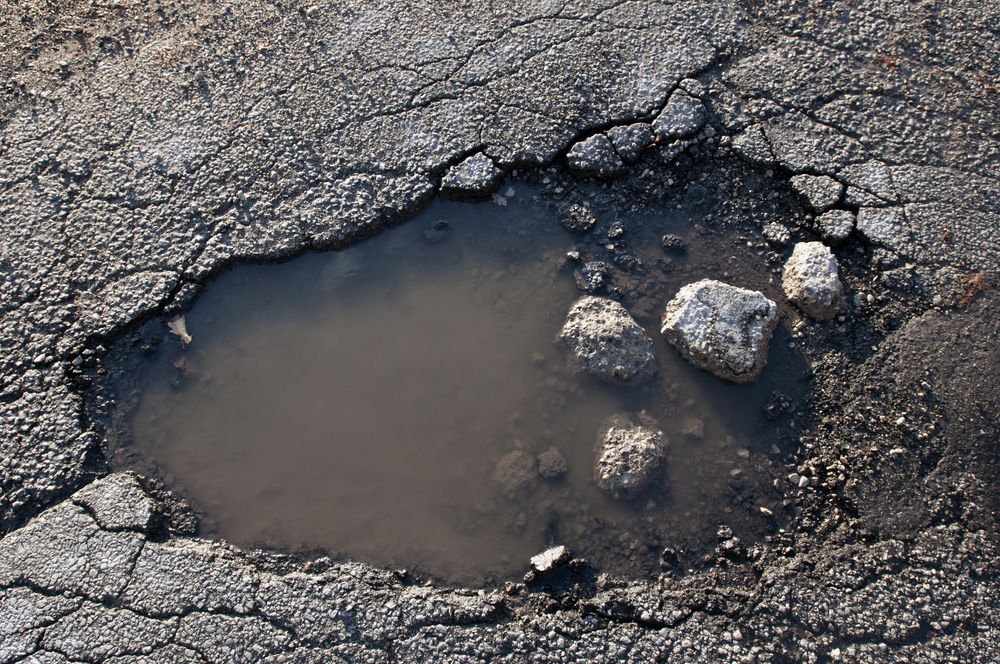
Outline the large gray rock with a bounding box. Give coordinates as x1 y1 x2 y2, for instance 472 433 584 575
661 279 779 383
565 133 626 179
439 153 503 198
782 242 846 321
594 412 666 500
652 89 706 140
559 296 657 385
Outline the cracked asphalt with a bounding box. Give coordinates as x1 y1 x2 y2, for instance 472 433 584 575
1 0 998 661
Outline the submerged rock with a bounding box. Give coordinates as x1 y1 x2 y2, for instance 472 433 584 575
494 450 538 499
660 233 688 253
439 153 503 198
594 412 666 500
652 89 706 140
530 545 571 573
574 261 609 293
560 204 597 233
537 447 568 480
782 242 846 321
660 279 779 383
423 220 451 242
566 133 626 179
559 296 657 385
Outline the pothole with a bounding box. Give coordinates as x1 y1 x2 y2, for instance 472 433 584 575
106 172 813 585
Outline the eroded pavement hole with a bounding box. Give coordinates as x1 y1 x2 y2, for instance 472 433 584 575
105 175 814 585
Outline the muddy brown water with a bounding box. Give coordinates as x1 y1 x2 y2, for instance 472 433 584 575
127 183 810 584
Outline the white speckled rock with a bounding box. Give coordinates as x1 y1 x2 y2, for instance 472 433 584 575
559 296 656 385
660 279 779 383
530 545 570 572
594 412 665 500
782 242 846 321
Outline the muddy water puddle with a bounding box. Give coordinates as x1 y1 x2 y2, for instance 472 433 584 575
127 183 809 584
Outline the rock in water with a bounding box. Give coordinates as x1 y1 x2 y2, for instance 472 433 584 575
573 261 609 293
559 296 657 385
537 447 568 480
493 450 538 499
530 545 571 572
661 279 779 383
782 242 846 321
594 412 666 500
439 153 503 198
561 204 597 233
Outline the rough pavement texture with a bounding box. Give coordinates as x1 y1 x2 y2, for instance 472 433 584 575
2 0 999 661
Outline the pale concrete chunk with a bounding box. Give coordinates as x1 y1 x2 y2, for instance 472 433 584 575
782 242 845 321
661 279 779 383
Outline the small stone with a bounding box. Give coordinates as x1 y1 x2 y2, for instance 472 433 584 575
422 220 451 242
815 209 855 244
607 222 625 240
762 222 792 246
530 545 571 572
653 90 706 140
661 279 779 383
439 153 504 198
660 234 687 253
494 450 538 499
681 418 704 439
537 447 568 480
789 174 844 212
594 412 666 500
561 204 597 233
782 242 846 321
763 391 792 420
573 261 609 293
559 296 657 385
566 134 626 179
